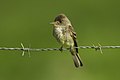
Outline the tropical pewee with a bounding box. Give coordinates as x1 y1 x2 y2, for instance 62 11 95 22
50 14 83 68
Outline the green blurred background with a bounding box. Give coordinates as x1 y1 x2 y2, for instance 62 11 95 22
0 0 120 80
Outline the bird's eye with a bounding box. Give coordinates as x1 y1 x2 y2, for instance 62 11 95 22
61 19 64 22
59 20 62 23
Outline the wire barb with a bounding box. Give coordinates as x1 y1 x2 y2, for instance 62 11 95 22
21 43 25 56
98 43 103 54
28 44 31 57
92 43 103 54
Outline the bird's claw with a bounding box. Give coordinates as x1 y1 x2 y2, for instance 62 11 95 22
59 46 63 52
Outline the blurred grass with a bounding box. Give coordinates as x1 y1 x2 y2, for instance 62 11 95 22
0 0 120 80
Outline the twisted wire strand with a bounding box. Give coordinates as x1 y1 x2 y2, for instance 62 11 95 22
0 46 120 52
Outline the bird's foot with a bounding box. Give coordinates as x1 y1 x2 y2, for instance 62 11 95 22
59 46 63 52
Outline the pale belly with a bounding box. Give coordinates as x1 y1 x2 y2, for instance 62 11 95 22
53 27 74 47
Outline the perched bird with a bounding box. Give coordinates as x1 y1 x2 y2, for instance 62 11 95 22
50 14 83 68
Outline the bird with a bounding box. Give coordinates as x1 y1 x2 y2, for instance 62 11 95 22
50 14 83 68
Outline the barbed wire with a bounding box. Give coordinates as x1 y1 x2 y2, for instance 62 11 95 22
0 43 119 56
1 46 120 51
0 45 119 57
0 43 120 53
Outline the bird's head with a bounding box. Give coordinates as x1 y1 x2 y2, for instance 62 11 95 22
54 14 71 25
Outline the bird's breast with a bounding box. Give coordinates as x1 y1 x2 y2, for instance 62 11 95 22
53 27 65 44
53 27 63 37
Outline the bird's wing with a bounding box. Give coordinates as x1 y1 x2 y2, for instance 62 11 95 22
68 25 77 39
68 25 78 53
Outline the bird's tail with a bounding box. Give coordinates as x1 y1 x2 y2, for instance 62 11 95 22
70 47 83 68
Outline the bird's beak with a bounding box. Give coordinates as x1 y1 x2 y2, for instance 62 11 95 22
50 22 55 25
